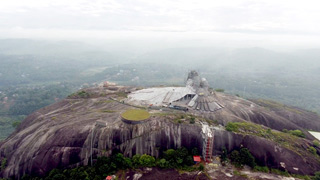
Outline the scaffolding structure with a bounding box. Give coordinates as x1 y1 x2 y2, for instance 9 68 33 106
201 123 214 163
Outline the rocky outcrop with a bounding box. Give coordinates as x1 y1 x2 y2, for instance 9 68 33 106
1 86 320 179
214 130 320 175
252 99 320 132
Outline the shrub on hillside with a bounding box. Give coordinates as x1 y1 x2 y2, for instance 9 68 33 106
313 140 320 147
288 130 305 138
189 117 195 124
229 150 242 167
164 147 194 168
309 146 317 155
253 166 269 173
0 158 6 171
198 164 205 171
240 148 256 168
132 154 141 167
215 89 225 92
139 154 156 167
221 147 228 162
157 158 168 168
226 122 238 132
229 148 256 168
77 90 90 98
313 171 320 180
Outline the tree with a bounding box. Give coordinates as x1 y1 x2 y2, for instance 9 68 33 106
229 150 241 167
221 147 228 162
12 121 21 129
124 157 133 168
47 169 63 180
157 158 168 168
164 149 178 168
176 147 188 164
164 149 176 161
52 174 67 180
94 157 112 175
139 154 155 167
132 154 141 167
229 148 256 168
68 167 91 180
240 148 256 168
0 158 6 171
185 155 194 166
191 147 199 156
111 153 126 169
314 171 320 180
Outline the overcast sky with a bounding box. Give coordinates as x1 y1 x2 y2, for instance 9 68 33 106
1 0 320 48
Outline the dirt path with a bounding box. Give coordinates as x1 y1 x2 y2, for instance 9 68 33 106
125 168 208 180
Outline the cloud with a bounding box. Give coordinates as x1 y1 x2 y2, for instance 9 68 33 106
0 0 319 37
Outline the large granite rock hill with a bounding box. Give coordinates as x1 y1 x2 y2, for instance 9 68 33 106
1 86 320 179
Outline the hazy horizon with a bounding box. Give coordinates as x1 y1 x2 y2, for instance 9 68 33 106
0 0 320 50
0 0 320 114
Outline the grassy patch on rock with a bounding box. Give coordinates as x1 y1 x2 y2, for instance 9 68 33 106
68 90 91 98
94 100 113 105
256 99 302 114
115 92 128 98
121 109 150 121
100 110 116 113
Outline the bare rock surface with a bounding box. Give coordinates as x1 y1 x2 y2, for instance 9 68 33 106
1 86 320 178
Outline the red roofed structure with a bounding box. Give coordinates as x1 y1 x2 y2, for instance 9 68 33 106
193 156 201 163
